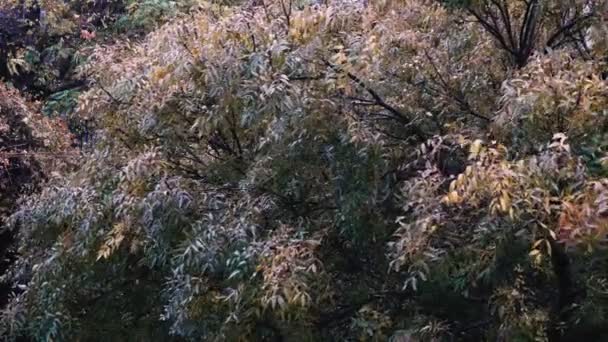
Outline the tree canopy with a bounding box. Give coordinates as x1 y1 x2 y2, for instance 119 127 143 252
1 0 608 341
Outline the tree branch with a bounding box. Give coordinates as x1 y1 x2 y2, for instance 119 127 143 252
322 59 429 140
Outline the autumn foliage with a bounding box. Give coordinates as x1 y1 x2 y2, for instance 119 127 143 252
1 0 608 341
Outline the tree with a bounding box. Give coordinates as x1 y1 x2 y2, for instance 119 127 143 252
2 0 608 341
463 0 604 68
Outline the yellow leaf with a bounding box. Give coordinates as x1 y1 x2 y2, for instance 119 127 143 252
445 191 461 204
532 239 544 249
499 193 511 212
469 139 483 159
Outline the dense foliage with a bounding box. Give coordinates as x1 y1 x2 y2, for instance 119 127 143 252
0 82 73 316
1 0 608 341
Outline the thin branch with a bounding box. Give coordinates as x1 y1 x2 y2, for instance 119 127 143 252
246 22 257 52
322 59 428 140
492 0 516 49
96 82 124 105
279 0 292 32
468 8 516 56
546 13 594 48
289 74 325 81
423 51 490 122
